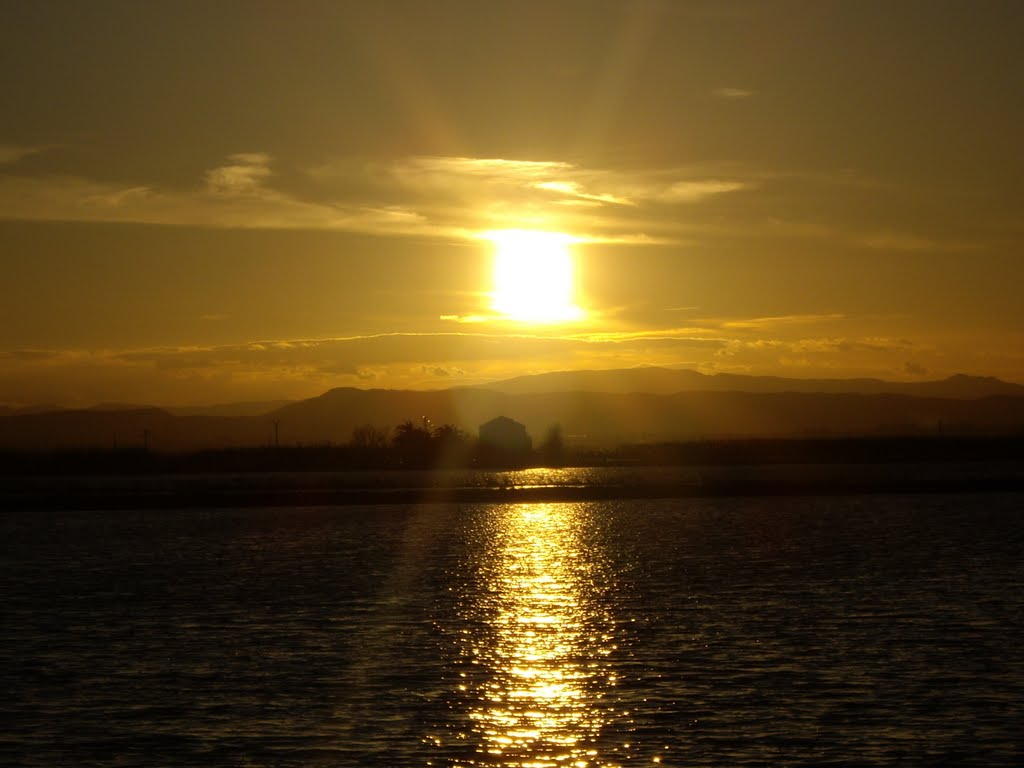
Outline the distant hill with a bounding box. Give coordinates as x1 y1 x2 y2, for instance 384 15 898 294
0 407 271 452
263 387 1024 447
481 367 1024 399
88 402 157 412
3 371 1024 452
265 387 509 444
0 403 68 416
167 400 295 418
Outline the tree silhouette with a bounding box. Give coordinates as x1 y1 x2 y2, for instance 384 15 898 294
432 423 471 467
351 424 389 450
540 423 565 466
393 419 433 466
432 423 466 444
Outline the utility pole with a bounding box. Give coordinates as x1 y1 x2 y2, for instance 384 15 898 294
273 419 280 447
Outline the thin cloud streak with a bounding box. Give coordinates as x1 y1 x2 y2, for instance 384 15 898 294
755 217 987 253
713 87 755 99
718 314 847 330
0 145 43 165
859 232 983 253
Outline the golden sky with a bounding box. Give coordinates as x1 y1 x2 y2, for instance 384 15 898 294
2 1 1023 406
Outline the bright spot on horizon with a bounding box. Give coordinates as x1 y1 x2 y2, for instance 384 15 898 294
487 229 585 324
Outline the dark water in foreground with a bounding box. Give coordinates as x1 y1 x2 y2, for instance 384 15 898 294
3 494 1023 766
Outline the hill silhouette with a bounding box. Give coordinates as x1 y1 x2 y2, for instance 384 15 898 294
0 407 268 452
263 388 1024 446
481 367 1024 399
2 368 1024 452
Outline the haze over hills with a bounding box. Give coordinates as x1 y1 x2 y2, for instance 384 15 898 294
166 401 297 419
480 367 1024 399
2 366 1024 452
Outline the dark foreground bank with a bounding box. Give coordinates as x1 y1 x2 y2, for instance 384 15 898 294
4 458 1024 511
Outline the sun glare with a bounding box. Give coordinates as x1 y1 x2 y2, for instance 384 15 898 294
487 229 584 323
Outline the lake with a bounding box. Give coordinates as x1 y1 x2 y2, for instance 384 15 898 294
2 491 1022 766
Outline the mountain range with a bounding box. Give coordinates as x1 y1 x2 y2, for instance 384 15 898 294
2 367 1024 451
480 368 1024 399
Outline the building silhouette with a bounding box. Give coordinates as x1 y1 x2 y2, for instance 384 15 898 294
479 416 532 454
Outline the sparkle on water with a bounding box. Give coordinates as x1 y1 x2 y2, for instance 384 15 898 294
453 504 617 767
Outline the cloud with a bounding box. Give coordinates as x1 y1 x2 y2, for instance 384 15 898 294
0 141 998 274
386 156 568 184
15 147 990 302
440 314 492 324
0 152 752 244
0 161 448 238
653 180 748 203
0 145 43 165
717 314 847 331
533 180 634 207
81 185 152 208
789 337 915 354
749 216 985 254
713 87 755 99
422 365 459 378
379 155 750 207
204 153 273 196
0 348 62 362
374 155 753 241
859 232 981 252
711 334 922 380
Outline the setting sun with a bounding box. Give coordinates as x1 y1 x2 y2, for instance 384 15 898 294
487 230 584 323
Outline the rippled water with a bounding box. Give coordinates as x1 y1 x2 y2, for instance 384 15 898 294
3 494 1023 766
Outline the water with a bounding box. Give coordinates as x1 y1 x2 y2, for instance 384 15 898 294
2 493 1022 766
9 460 1024 497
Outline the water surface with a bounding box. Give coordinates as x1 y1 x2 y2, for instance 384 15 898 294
3 493 1022 765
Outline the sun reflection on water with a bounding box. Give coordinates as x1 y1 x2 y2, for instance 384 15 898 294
444 503 618 767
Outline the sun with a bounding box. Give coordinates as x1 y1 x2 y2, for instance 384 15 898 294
487 229 584 323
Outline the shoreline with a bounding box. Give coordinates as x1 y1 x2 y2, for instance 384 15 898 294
5 461 1024 510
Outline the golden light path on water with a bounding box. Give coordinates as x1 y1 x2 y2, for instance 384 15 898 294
446 503 621 767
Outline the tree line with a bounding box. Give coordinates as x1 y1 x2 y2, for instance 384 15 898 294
0 418 568 474
349 419 565 468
